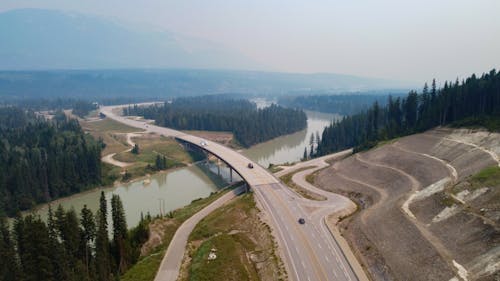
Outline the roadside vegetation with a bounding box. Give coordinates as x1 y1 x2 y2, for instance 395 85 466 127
178 193 286 281
267 163 284 173
121 183 243 281
280 167 327 201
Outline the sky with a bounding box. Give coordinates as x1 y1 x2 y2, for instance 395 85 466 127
1 0 500 83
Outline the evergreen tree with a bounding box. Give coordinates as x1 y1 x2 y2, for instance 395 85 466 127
95 192 111 281
317 69 500 156
123 96 307 147
0 107 102 216
80 205 96 277
16 215 54 281
131 144 139 154
47 206 72 281
111 195 129 274
0 216 22 281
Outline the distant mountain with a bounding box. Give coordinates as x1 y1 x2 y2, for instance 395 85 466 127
0 9 258 70
0 9 414 99
0 69 413 100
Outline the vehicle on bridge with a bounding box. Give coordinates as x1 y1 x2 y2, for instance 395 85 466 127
247 163 254 169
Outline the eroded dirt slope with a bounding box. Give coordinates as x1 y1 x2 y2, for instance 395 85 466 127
315 127 500 281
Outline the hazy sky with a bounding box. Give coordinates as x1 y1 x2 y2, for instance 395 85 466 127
2 0 499 83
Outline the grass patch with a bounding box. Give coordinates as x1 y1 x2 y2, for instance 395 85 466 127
305 172 316 184
114 135 193 164
120 246 170 281
280 167 327 201
374 137 400 149
107 134 199 182
182 193 285 281
81 118 142 155
121 186 237 281
83 117 141 133
471 166 500 186
268 163 284 173
101 162 121 186
189 234 258 281
451 115 500 132
440 194 456 207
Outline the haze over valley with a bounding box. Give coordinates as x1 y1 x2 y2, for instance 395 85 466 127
0 2 499 281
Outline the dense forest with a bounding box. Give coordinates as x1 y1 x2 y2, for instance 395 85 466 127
123 95 307 147
0 107 103 216
0 192 149 281
317 69 500 155
71 100 98 118
278 93 404 115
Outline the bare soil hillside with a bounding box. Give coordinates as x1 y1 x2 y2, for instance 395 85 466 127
315 128 500 281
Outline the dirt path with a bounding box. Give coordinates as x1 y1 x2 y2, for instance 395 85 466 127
101 153 131 168
442 136 500 167
100 132 143 167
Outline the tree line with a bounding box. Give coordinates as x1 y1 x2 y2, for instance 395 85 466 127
0 192 149 281
278 93 405 115
0 107 103 216
123 95 307 147
317 69 500 155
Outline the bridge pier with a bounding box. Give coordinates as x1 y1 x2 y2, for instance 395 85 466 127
229 168 233 182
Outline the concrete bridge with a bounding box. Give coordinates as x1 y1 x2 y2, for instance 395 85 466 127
100 104 358 281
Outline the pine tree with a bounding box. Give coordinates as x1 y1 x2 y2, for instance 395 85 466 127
80 205 96 277
62 208 81 261
111 195 129 274
0 216 22 281
17 215 54 281
47 206 72 281
131 144 139 154
303 147 308 160
95 192 111 281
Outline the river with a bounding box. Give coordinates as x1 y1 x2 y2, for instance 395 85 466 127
243 110 340 167
30 107 339 228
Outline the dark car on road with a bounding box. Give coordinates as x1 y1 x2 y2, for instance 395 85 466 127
298 218 305 224
248 163 254 169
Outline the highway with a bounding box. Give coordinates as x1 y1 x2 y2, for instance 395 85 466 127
100 104 359 281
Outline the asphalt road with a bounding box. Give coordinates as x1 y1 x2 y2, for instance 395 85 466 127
100 104 359 281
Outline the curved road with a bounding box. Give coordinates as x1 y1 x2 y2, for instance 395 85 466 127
100 104 359 281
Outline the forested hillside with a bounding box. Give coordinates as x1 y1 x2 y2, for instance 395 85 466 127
0 107 102 216
317 69 500 155
278 93 404 115
0 193 149 281
124 96 307 147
